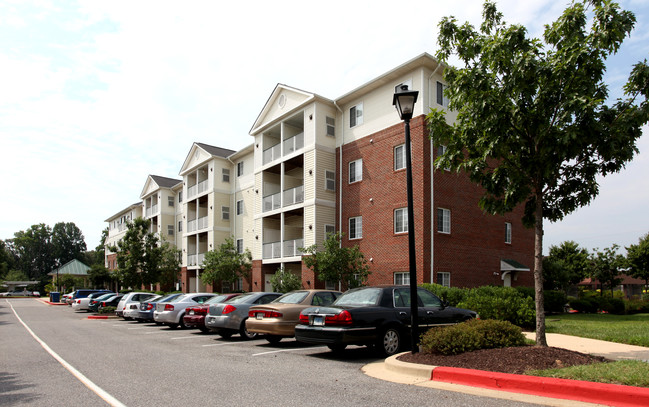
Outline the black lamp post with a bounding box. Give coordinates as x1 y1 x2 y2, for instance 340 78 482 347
393 84 419 354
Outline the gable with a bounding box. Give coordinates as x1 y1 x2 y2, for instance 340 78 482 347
250 84 315 135
179 143 225 175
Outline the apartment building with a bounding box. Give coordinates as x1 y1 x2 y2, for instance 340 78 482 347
106 52 534 293
104 203 142 272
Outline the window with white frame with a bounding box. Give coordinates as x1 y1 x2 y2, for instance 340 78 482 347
505 222 512 244
349 216 362 240
236 161 244 177
436 81 449 107
350 103 363 128
326 116 335 137
236 239 244 254
437 144 450 171
394 144 406 171
325 280 337 290
349 159 362 183
178 191 183 203
394 208 408 234
325 224 335 239
236 200 244 215
222 206 230 220
437 272 451 287
394 272 410 286
437 208 451 234
168 196 174 207
167 225 174 236
325 170 335 191
222 168 230 183
178 220 183 233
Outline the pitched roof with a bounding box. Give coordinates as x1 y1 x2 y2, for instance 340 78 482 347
48 259 91 276
149 175 182 189
195 143 236 158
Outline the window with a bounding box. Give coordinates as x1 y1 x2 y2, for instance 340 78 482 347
325 224 335 239
394 208 408 234
222 168 230 183
236 239 244 254
394 144 405 170
222 206 230 220
167 225 174 236
326 116 335 137
325 280 337 290
168 196 174 207
436 81 449 107
437 272 451 287
349 159 362 183
349 216 362 239
237 161 244 177
350 103 363 127
178 220 183 233
394 272 410 286
505 222 512 244
236 200 244 215
178 191 183 203
437 144 450 171
437 208 450 234
325 170 335 191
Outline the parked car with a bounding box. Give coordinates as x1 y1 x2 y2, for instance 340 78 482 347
116 292 158 319
183 293 241 332
246 289 341 344
72 291 114 312
88 293 123 313
124 294 161 320
136 293 183 323
2 290 38 297
153 293 216 329
70 289 112 306
205 292 281 339
295 285 478 356
61 292 75 304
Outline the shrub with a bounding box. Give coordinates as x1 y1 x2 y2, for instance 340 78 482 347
456 286 535 328
544 290 568 314
569 297 599 313
626 299 649 314
600 297 626 315
419 283 466 306
420 319 526 355
515 286 535 300
99 306 116 314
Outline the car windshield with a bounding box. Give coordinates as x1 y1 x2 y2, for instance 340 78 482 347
273 291 308 304
156 293 180 303
205 294 233 304
333 288 381 306
168 294 189 303
225 293 256 304
95 293 115 301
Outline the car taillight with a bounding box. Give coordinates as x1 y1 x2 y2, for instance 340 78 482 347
194 307 207 315
222 304 236 314
325 310 352 326
146 303 154 311
249 310 282 318
76 299 81 304
90 300 97 305
101 302 106 306
164 304 174 311
298 312 309 325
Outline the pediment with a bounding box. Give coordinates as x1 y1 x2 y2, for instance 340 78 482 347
250 84 315 135
140 176 160 199
179 143 215 175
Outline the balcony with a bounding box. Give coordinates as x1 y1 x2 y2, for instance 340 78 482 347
187 252 206 267
263 144 281 165
145 204 158 218
263 192 281 212
262 238 304 259
187 216 209 233
187 179 209 200
283 185 304 207
262 133 304 165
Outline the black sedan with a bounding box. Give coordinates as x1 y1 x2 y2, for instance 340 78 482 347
295 285 477 356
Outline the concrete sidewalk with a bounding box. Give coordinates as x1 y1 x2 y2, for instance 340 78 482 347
363 334 649 407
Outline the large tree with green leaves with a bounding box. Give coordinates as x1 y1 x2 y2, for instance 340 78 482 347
543 241 590 292
52 222 87 267
427 0 648 345
626 232 649 287
200 238 252 292
158 241 181 292
269 267 303 293
301 232 370 290
9 224 54 281
590 244 625 295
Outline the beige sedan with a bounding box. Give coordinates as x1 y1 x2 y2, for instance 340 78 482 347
246 289 341 344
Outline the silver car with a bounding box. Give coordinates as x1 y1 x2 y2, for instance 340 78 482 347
153 293 216 329
116 292 158 319
205 292 281 339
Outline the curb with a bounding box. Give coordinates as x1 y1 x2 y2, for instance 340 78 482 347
386 353 649 407
87 315 119 320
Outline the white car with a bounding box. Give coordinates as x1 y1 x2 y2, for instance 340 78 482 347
153 293 216 329
71 292 114 312
116 292 158 319
123 294 161 319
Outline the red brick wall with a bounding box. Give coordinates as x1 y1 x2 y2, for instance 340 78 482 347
336 115 534 288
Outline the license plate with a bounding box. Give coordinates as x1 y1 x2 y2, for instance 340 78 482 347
255 313 263 320
189 310 194 315
311 315 324 326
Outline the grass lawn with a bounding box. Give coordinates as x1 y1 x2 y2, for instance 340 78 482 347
530 313 649 386
545 313 649 347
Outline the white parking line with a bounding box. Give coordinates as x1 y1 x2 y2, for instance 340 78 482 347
170 335 205 340
252 346 327 356
202 342 239 347
7 300 126 407
127 326 160 330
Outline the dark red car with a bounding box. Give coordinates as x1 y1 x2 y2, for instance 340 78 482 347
183 293 241 332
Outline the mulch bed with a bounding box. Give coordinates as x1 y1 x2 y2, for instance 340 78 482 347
398 345 609 375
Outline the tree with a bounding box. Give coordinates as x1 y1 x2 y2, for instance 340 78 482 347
108 217 161 289
301 232 370 290
88 264 112 288
543 241 590 292
52 222 87 267
590 244 625 295
626 232 649 287
428 0 649 346
93 227 109 265
269 267 302 293
158 241 181 292
9 224 54 281
201 238 252 292
0 240 15 280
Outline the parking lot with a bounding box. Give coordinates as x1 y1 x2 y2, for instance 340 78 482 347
2 298 544 407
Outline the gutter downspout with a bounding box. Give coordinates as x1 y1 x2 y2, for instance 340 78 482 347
334 101 344 292
428 63 441 284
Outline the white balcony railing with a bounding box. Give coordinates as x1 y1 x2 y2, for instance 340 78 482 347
262 238 304 259
188 219 196 233
283 185 304 207
187 179 209 200
263 192 281 212
283 238 304 257
187 252 206 266
284 133 304 155
263 144 281 165
262 242 282 259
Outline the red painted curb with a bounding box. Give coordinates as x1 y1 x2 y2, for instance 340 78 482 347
432 366 649 407
87 315 109 319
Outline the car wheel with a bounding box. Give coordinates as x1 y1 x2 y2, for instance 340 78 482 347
199 327 211 334
124 317 133 321
178 314 186 329
376 327 401 356
168 323 179 329
265 335 282 344
327 344 347 353
239 320 257 340
218 330 233 339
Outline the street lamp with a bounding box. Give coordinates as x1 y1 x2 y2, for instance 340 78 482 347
393 84 419 354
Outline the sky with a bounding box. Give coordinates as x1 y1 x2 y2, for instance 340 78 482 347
1 0 647 256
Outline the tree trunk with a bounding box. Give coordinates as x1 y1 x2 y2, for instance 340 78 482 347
534 191 548 346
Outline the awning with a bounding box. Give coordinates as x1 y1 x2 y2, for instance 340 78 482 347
500 259 530 272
